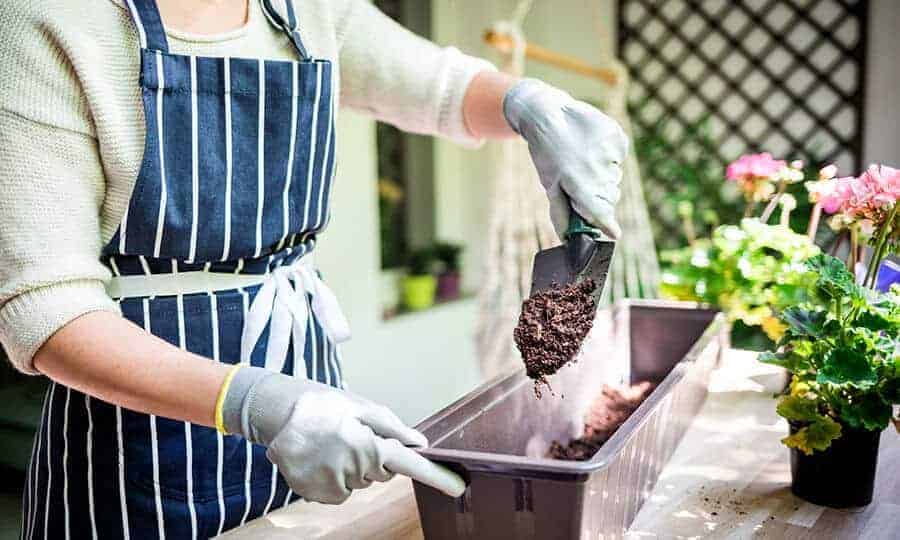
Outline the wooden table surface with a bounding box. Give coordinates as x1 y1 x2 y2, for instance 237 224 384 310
223 350 900 540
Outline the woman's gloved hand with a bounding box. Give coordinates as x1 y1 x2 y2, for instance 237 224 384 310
503 78 629 239
221 366 466 504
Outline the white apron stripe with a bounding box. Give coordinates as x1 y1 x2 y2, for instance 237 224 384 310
239 288 254 526
43 383 56 540
188 55 200 263
123 0 148 49
315 75 334 229
25 386 45 540
254 59 266 259
309 306 318 382
150 414 164 540
143 299 166 540
210 293 226 537
263 465 278 515
222 57 233 262
21 466 29 540
109 256 121 277
152 51 168 259
139 255 152 276
185 420 197 540
215 430 225 536
241 442 253 526
301 64 322 230
116 405 131 540
119 206 129 255
176 294 198 539
329 337 341 388
62 388 71 540
85 395 98 540
28 386 51 540
281 63 299 244
323 331 331 387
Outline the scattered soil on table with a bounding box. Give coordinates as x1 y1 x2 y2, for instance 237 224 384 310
548 381 656 460
695 485 757 518
514 279 597 396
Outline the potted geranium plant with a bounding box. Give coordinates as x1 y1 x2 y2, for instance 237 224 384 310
402 247 438 311
433 241 463 301
661 155 816 345
761 164 899 508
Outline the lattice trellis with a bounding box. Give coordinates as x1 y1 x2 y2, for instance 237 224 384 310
618 0 868 235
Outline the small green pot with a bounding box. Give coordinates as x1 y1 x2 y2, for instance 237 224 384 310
402 274 437 311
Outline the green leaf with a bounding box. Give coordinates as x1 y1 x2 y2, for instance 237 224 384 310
880 377 900 404
759 341 814 372
781 306 828 338
782 416 843 455
807 254 858 301
776 395 820 422
837 393 892 431
817 348 878 389
807 254 853 287
855 305 900 333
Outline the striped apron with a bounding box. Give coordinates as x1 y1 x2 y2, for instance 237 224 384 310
22 0 348 538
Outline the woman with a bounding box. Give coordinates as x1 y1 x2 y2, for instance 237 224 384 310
0 0 627 538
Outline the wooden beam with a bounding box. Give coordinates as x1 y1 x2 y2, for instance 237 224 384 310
483 29 618 86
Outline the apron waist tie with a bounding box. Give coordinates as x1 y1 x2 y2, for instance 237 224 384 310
106 258 351 374
240 258 350 373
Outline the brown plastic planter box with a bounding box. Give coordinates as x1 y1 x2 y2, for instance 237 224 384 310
413 300 727 540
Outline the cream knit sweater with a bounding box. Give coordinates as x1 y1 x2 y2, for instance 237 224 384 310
0 0 493 373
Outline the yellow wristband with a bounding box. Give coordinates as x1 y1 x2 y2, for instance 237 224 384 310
215 364 243 434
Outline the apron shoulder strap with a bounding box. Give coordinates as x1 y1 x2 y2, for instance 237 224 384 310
259 0 311 60
122 0 170 53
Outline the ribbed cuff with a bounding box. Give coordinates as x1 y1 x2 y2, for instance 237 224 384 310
0 280 120 374
221 365 271 440
436 49 496 149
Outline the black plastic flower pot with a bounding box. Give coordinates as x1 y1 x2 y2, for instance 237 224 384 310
789 421 882 508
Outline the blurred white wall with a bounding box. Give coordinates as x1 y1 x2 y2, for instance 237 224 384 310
863 0 900 166
315 0 619 424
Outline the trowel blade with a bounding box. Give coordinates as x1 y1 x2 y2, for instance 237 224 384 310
529 236 615 305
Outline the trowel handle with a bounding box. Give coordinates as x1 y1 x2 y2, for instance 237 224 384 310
565 209 602 240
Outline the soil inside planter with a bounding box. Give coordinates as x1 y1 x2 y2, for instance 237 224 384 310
549 381 656 461
514 279 597 395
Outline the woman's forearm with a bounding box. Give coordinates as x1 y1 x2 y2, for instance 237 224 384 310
462 70 519 140
34 310 228 427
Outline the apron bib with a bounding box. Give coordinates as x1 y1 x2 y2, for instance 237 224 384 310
23 1 345 538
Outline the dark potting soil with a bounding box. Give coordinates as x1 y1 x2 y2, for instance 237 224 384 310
513 279 597 394
548 381 656 461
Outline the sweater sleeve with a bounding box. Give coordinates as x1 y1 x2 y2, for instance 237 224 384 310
0 109 119 374
335 0 495 148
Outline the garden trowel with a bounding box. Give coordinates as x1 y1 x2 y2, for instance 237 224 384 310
529 210 615 305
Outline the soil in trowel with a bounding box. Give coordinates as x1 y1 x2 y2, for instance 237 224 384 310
513 278 597 395
548 381 656 461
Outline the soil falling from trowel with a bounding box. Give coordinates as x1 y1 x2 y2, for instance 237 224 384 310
513 279 597 395
548 381 656 461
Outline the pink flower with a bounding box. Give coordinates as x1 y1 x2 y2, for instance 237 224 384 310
726 153 787 183
808 163 899 232
858 164 900 208
808 177 855 214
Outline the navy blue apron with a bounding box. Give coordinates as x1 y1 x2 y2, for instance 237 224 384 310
23 0 343 537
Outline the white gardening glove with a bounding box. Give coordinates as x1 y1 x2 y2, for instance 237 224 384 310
222 366 465 504
503 78 629 239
